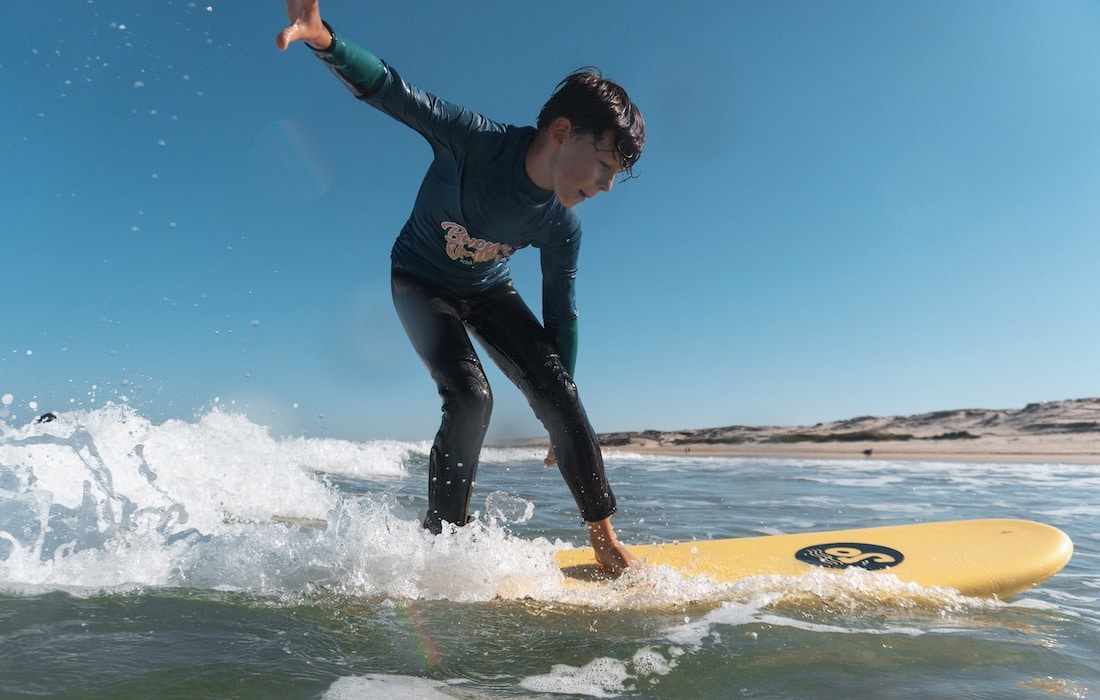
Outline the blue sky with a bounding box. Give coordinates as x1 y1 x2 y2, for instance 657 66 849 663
3 0 1100 441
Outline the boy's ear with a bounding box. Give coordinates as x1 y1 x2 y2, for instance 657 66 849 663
549 116 573 145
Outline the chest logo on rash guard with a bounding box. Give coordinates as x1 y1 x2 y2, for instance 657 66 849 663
442 221 515 265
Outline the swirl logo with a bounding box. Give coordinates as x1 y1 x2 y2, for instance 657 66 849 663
794 542 904 571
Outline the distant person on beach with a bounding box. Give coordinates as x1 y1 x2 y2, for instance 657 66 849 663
277 0 645 573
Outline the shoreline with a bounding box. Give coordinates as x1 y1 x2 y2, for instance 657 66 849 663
600 437 1100 464
499 433 1100 464
492 399 1100 464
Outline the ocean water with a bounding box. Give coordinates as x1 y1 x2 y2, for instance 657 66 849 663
1 406 1097 699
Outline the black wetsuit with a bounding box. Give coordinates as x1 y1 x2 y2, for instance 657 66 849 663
312 26 617 531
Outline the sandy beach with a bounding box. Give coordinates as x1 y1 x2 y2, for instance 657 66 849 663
500 398 1100 463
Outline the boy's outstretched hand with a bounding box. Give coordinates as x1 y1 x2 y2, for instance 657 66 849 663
276 0 331 51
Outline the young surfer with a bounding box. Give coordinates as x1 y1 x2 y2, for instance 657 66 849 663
277 0 644 573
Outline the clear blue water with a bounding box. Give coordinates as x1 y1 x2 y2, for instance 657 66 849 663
1 406 1097 698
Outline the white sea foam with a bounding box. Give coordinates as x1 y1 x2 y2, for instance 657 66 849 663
324 674 460 700
519 656 634 697
0 405 425 594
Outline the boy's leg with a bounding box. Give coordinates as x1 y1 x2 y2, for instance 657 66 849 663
465 283 617 524
391 269 492 533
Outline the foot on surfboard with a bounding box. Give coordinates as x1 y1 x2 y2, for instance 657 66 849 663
588 519 642 576
595 541 642 576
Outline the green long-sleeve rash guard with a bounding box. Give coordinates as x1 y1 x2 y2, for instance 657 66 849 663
311 24 581 376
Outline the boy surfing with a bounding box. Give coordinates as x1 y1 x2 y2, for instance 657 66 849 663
277 1 645 573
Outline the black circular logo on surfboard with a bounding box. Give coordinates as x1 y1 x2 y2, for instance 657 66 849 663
794 542 904 571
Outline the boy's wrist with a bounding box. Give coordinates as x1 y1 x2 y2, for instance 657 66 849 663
306 21 337 52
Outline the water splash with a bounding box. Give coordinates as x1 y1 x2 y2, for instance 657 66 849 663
0 405 399 592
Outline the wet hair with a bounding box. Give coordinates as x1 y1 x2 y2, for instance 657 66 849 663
536 67 645 178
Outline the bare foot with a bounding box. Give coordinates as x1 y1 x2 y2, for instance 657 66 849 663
588 518 641 575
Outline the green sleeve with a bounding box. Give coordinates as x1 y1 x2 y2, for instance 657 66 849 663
550 318 579 377
311 22 387 96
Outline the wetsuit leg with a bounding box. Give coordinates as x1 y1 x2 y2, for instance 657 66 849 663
465 283 617 523
391 269 492 534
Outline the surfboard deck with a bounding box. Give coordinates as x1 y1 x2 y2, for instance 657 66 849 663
555 519 1073 599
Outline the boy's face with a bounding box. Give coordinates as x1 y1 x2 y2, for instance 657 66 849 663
549 130 623 208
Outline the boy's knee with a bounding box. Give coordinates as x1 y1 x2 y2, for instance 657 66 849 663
438 360 493 422
534 371 581 423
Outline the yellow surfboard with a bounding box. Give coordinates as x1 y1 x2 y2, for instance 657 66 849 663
555 519 1073 599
